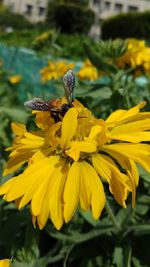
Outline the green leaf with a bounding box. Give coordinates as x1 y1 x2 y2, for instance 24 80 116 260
135 204 149 216
12 263 33 267
113 246 132 267
83 41 117 73
138 165 150 183
79 210 102 227
0 106 29 122
113 247 123 267
137 195 150 205
46 224 113 244
132 257 143 267
85 87 112 99
131 224 150 236
115 205 134 228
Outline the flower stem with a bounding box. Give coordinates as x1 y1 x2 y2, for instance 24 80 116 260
105 200 121 231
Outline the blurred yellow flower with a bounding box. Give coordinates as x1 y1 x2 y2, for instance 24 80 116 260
32 31 54 50
40 61 75 82
116 39 150 74
127 39 145 50
1 99 150 230
35 31 51 43
0 259 11 267
77 60 99 81
8 75 22 84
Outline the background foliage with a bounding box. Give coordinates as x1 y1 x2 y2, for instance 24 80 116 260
0 5 32 30
46 1 95 34
101 11 150 40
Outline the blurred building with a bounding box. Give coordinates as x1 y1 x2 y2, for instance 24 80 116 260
89 0 150 38
3 0 48 23
3 0 150 37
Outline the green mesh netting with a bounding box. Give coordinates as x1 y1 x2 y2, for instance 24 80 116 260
0 44 81 102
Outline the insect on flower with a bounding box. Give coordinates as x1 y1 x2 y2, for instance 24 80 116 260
24 69 75 121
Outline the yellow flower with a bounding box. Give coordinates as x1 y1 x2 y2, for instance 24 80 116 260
77 60 99 81
116 39 150 74
56 61 75 77
1 99 150 230
35 31 51 43
8 75 22 84
127 39 146 50
40 61 75 82
0 259 11 267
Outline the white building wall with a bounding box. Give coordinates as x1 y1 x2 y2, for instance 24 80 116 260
3 0 150 35
3 0 150 24
89 0 150 38
3 0 49 23
89 0 150 20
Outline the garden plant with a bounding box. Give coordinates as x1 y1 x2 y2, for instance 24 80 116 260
0 19 150 267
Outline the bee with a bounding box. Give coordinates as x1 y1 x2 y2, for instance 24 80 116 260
24 70 75 122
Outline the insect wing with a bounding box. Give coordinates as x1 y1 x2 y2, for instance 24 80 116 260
24 98 52 111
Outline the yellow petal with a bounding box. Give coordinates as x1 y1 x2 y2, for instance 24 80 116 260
63 162 80 222
36 182 52 229
92 154 130 207
125 159 139 207
19 165 52 209
103 143 150 172
28 150 46 165
79 162 92 211
48 122 61 149
70 140 97 153
0 178 15 196
110 119 150 142
11 122 26 136
111 131 150 143
0 259 11 267
8 167 42 201
60 107 78 149
21 156 63 209
2 156 58 203
106 109 126 125
35 111 54 131
79 161 105 219
32 215 36 228
125 102 146 116
35 156 65 229
88 125 102 139
106 102 146 127
20 133 44 147
96 152 139 207
49 162 69 230
31 179 49 216
3 151 34 176
65 147 80 162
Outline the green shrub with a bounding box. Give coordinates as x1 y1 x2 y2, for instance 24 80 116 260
57 33 90 59
47 2 95 34
0 10 32 30
101 11 150 40
57 0 89 6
